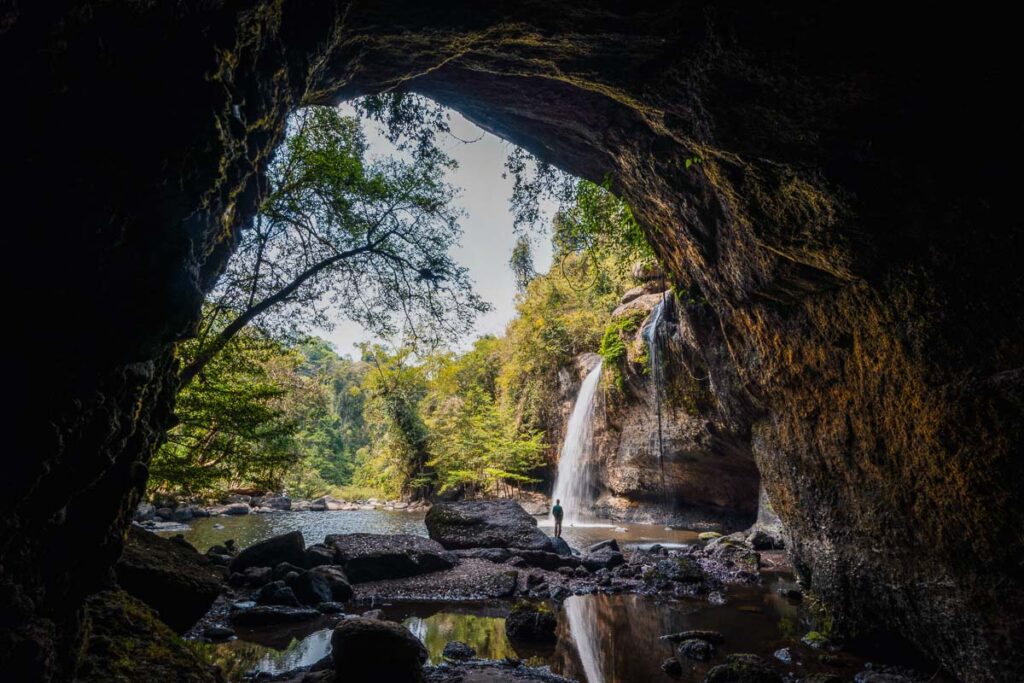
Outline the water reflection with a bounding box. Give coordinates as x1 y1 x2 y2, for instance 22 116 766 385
203 578 811 683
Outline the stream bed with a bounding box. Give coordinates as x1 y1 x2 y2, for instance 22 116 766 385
163 511 939 682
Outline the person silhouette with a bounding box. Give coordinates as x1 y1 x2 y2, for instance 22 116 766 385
552 498 564 537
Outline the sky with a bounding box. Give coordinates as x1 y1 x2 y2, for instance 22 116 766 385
313 103 557 357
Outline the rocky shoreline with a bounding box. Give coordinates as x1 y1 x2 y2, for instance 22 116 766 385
91 500 941 683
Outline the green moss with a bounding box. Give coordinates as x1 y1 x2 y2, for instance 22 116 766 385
76 591 219 683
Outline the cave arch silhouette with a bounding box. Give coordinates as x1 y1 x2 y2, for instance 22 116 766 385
3 3 1021 681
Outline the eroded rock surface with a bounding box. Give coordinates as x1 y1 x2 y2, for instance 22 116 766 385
4 4 1022 681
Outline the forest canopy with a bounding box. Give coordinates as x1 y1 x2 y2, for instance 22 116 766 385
150 96 657 502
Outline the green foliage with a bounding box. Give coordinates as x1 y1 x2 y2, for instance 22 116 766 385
599 310 648 392
552 178 654 272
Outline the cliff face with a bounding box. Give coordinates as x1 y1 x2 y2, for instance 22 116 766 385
579 283 760 529
3 3 1021 681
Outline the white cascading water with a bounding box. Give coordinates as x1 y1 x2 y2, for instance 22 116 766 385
564 596 605 683
550 361 603 526
644 295 667 480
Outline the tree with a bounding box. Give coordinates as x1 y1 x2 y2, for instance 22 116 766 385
149 321 301 495
181 105 489 386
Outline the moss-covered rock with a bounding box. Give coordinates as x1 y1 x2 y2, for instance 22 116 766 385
704 654 782 683
76 590 220 683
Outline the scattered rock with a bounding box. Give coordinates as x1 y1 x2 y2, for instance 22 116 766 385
114 526 222 633
242 566 272 586
305 543 336 568
263 495 292 510
802 631 830 649
581 548 626 571
774 647 791 664
705 654 783 683
255 580 301 607
507 556 528 568
223 503 251 516
661 629 724 644
289 571 333 606
229 605 320 626
331 617 428 682
362 609 384 620
573 565 591 578
677 638 715 662
273 561 308 580
425 500 552 551
587 539 620 554
557 566 576 577
699 532 723 541
326 533 455 582
229 531 306 573
803 675 843 683
662 657 683 676
442 640 476 661
318 601 346 614
202 625 235 641
309 564 354 601
453 547 512 563
505 602 557 643
133 502 156 521
509 548 580 570
655 557 704 583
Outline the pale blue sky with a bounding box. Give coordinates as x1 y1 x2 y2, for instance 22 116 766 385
315 104 557 356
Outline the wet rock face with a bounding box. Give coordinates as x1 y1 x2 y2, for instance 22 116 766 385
590 292 761 528
3 3 1022 681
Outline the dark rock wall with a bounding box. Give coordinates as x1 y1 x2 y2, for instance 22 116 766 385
2 2 1020 681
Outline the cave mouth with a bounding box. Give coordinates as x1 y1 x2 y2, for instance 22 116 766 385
5 4 1022 682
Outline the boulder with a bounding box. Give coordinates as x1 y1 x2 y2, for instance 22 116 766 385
425 500 552 551
156 507 174 520
223 502 251 516
289 571 333 606
171 507 193 522
704 654 782 683
202 625 235 642
677 638 715 661
133 502 156 521
661 629 724 644
662 657 683 676
313 495 347 511
654 557 704 583
229 605 320 626
229 531 306 572
326 533 454 583
331 617 428 683
254 580 301 607
453 547 512 563
587 539 620 554
309 565 354 601
115 526 222 633
706 535 760 573
581 548 626 571
263 495 292 510
504 602 557 643
273 561 307 580
548 536 574 557
631 260 664 282
305 543 337 568
508 548 580 570
442 641 476 661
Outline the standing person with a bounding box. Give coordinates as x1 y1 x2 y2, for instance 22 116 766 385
552 498 564 538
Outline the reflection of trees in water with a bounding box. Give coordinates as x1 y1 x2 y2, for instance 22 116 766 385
404 613 533 664
193 629 333 680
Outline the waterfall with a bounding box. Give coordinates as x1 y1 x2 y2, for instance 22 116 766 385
644 295 667 490
565 596 605 683
550 361 603 526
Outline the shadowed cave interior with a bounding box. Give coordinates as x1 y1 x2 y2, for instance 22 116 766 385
2 3 1022 682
